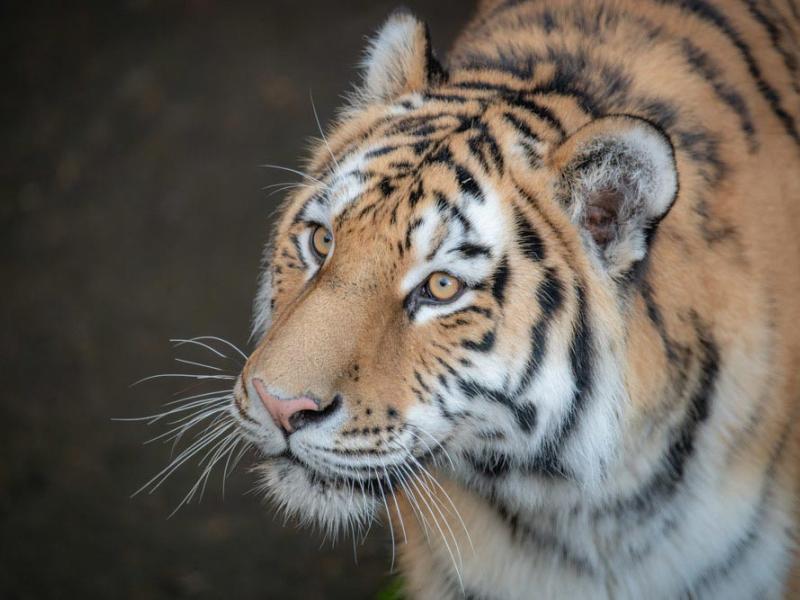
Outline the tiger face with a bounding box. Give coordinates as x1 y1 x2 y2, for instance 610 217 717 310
230 11 677 534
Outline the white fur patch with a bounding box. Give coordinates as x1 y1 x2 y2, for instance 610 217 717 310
358 12 424 105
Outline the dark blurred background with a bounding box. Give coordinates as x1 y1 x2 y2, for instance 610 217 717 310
1 2 471 598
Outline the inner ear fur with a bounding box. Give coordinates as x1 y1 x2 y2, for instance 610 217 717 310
549 115 678 279
355 10 447 106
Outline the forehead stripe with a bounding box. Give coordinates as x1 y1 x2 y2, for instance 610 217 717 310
453 242 491 258
456 164 484 201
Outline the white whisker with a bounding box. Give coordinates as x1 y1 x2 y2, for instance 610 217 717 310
133 420 232 497
175 358 225 372
397 462 464 591
310 90 339 173
258 163 328 188
142 402 229 443
373 465 397 573
407 426 457 471
393 438 474 553
132 373 236 386
112 396 228 424
185 336 249 361
265 183 314 198
170 338 227 359
163 389 234 407
384 463 408 546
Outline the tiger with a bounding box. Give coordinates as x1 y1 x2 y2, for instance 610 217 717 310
224 0 800 597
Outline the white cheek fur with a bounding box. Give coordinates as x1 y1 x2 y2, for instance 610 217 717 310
254 458 379 537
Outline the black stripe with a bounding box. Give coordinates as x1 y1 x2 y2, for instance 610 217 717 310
467 135 490 172
455 242 492 258
291 195 324 225
378 177 395 197
412 139 431 155
434 358 458 384
404 217 423 251
457 378 538 433
408 181 424 208
466 450 511 477
449 81 567 137
288 233 309 269
502 93 567 138
491 256 511 306
675 128 727 186
446 305 493 320
741 0 800 93
462 330 496 353
514 319 549 396
562 286 593 438
426 145 453 165
602 313 719 516
433 190 474 233
527 285 592 476
537 267 564 317
456 165 483 201
422 91 470 103
514 207 546 262
679 38 758 151
364 145 397 158
683 415 793 595
452 80 523 94
495 502 597 576
501 266 566 405
468 124 505 174
414 370 431 394
656 0 800 146
502 111 540 142
637 98 679 131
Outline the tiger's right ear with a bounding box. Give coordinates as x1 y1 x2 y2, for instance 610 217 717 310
355 10 447 106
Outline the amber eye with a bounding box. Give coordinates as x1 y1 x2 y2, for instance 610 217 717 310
425 271 463 302
310 225 333 260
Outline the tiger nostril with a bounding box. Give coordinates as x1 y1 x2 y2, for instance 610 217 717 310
252 379 341 433
288 394 343 432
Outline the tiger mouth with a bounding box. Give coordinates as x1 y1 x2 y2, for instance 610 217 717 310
275 450 401 498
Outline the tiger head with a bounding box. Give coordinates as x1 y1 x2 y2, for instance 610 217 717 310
230 11 678 533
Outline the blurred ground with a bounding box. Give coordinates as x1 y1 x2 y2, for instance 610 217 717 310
0 1 470 598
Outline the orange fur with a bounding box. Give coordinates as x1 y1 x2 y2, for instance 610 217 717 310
236 1 800 596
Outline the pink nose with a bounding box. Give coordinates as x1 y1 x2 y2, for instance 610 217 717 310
253 379 320 433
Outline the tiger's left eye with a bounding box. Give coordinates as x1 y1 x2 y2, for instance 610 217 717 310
425 272 463 302
310 225 333 260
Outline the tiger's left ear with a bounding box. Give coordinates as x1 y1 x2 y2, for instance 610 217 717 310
549 115 678 279
356 10 447 105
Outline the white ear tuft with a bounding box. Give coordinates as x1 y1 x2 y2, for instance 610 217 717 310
356 10 446 106
550 115 678 279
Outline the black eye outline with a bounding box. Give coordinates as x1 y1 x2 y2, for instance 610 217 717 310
423 271 464 303
308 224 333 263
404 271 467 316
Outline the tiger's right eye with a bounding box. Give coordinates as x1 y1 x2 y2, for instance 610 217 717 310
424 272 463 303
310 225 333 260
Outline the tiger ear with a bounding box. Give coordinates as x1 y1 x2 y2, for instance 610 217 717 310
356 10 447 105
549 115 678 279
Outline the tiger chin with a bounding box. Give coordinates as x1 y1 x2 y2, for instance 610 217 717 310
221 2 800 598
